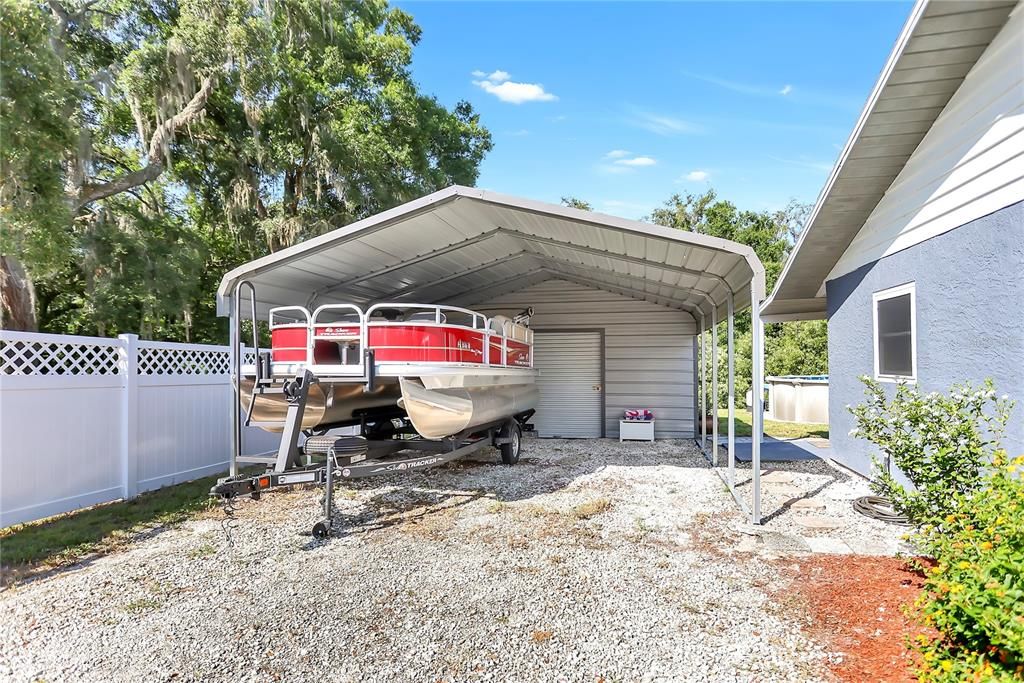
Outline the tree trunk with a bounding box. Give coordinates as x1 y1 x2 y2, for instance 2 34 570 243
0 255 39 331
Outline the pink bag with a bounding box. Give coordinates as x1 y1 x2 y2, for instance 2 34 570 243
623 409 653 421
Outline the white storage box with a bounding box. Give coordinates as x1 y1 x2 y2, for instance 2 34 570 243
619 419 655 442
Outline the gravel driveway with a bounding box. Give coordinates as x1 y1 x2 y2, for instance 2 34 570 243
1 439 833 682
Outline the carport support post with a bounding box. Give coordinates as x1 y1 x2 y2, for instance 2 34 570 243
727 292 735 486
711 306 718 466
229 294 239 477
751 285 765 525
698 313 706 452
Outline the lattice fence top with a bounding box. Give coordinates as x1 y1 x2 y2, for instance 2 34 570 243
1 331 259 377
137 346 230 376
1 336 121 376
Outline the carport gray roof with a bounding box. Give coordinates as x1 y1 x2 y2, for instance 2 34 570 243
217 186 765 321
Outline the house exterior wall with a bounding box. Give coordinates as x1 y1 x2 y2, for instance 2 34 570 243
475 279 697 439
828 4 1024 283
825 201 1024 477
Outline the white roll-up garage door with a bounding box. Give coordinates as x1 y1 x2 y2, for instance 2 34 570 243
532 331 603 438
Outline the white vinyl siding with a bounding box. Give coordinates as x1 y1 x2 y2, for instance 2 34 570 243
828 5 1024 281
873 282 917 382
476 279 696 438
533 332 603 438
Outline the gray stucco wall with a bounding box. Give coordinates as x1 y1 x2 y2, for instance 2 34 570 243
826 201 1024 477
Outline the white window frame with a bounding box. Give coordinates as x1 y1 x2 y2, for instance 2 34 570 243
872 281 917 382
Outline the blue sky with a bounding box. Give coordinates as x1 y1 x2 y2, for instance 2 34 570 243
396 1 913 219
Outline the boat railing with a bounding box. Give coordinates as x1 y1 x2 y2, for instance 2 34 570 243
365 302 489 330
264 302 533 378
309 304 368 376
266 305 310 367
366 302 495 368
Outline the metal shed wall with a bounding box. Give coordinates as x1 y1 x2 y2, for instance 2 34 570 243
475 279 696 439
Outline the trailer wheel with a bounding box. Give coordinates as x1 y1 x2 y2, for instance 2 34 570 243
499 421 522 465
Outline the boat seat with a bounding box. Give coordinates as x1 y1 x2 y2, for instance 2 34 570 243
488 315 512 334
406 311 447 323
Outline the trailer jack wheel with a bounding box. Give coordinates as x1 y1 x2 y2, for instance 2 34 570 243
499 421 522 466
312 521 330 538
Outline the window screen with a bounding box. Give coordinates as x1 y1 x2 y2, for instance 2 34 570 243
876 292 913 377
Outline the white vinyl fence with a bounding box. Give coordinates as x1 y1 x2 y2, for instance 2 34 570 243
0 330 279 527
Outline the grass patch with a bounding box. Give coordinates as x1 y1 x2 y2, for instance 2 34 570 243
123 597 163 614
716 409 829 440
187 542 217 559
571 497 612 520
1 471 225 571
627 516 654 543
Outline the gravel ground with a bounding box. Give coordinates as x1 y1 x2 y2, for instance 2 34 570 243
0 439 838 682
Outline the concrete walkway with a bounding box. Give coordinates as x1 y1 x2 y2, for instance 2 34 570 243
706 435 833 462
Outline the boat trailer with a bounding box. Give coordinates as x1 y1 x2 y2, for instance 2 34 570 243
212 369 533 538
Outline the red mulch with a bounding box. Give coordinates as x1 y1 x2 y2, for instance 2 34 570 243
779 555 932 683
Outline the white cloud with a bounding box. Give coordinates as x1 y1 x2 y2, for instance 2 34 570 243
471 70 486 78
684 72 857 110
684 170 710 182
596 154 656 175
685 72 798 100
615 156 657 167
629 110 702 136
686 72 769 96
472 71 557 104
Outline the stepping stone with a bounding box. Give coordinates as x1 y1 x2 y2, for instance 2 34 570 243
767 483 805 498
793 515 846 530
761 531 811 553
805 537 853 554
761 470 795 484
790 498 826 512
736 536 759 553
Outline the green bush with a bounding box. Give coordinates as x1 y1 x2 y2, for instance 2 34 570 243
848 378 1014 525
912 454 1024 682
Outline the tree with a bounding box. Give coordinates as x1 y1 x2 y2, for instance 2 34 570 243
561 196 593 211
0 0 75 329
173 0 492 252
648 188 825 407
647 190 720 235
2 0 492 340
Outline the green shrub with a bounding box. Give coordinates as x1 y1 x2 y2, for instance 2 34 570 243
848 378 1014 525
912 454 1024 682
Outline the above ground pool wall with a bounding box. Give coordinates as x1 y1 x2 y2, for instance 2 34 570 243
825 202 1024 478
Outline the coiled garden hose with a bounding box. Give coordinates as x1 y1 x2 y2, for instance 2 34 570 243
853 495 913 526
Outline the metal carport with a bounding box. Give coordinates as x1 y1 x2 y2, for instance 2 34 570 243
216 186 768 522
